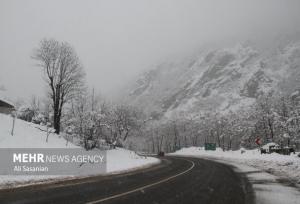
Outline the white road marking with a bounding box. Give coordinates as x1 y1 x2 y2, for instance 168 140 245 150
86 159 195 204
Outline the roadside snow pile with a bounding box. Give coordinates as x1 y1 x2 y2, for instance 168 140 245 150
0 113 76 148
0 113 159 188
171 147 300 185
0 148 160 189
107 148 160 173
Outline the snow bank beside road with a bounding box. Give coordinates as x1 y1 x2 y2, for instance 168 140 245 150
171 147 300 204
0 114 159 188
0 148 160 189
171 147 300 185
220 161 300 204
107 148 159 173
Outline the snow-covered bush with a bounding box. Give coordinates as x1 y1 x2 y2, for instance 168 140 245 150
31 113 47 125
17 106 35 122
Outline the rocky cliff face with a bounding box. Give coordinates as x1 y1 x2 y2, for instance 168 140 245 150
125 39 300 118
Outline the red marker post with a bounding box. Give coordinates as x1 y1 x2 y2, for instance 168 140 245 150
255 137 263 154
255 138 261 146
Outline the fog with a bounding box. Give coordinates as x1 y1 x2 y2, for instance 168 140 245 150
1 0 300 101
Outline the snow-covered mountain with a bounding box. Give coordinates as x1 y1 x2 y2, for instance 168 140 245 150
125 38 300 118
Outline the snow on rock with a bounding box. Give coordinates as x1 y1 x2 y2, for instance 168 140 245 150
125 40 300 118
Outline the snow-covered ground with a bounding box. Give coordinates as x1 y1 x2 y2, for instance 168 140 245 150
0 113 76 148
0 148 159 189
171 147 300 204
0 113 159 188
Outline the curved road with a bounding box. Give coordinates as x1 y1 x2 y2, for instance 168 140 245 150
0 156 254 204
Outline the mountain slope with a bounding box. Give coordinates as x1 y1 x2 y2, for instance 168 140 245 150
125 39 300 118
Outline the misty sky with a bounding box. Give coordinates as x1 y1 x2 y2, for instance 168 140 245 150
1 0 300 101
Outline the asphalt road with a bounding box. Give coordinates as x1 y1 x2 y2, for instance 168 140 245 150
0 156 254 204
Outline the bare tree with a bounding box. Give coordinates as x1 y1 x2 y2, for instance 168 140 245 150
33 39 85 134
